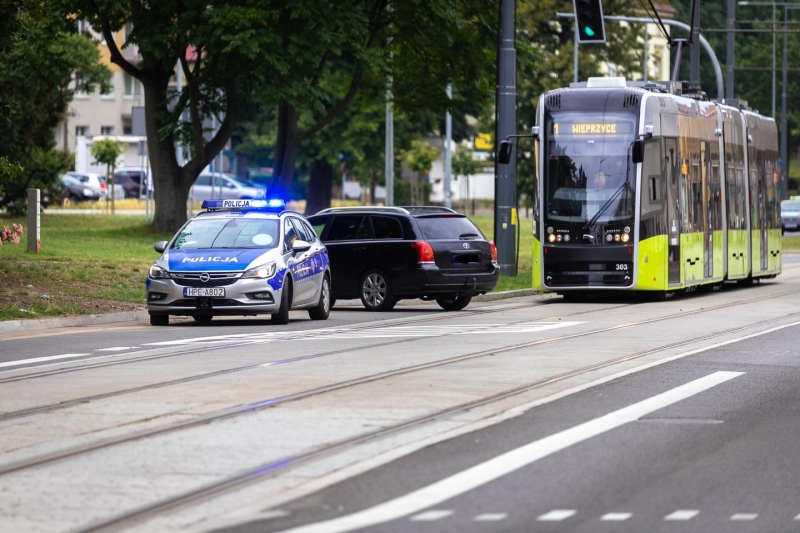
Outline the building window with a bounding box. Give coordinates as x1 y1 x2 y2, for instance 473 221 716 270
77 19 88 34
74 74 88 99
123 73 141 98
100 126 114 135
75 126 89 138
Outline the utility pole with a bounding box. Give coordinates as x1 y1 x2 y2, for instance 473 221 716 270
495 0 517 276
444 84 453 209
782 5 788 198
690 0 701 84
726 0 735 99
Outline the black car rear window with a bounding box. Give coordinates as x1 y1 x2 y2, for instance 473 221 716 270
415 216 484 240
372 216 404 239
327 215 371 240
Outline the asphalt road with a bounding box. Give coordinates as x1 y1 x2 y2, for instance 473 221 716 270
1 269 799 533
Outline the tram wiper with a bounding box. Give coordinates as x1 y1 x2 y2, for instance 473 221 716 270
584 182 627 231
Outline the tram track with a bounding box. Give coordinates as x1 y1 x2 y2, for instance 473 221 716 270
75 308 800 532
1 285 797 483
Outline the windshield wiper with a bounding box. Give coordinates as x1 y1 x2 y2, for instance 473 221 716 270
584 183 627 230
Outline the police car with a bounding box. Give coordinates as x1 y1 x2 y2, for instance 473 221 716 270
146 199 331 326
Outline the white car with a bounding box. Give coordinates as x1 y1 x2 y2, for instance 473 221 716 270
189 173 266 202
67 171 125 200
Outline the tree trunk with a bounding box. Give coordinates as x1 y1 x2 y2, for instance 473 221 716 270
273 102 301 200
306 158 333 216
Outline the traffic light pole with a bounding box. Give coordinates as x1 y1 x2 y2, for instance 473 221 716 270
495 0 517 276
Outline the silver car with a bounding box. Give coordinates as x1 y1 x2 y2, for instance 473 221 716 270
147 199 331 326
189 173 266 201
781 200 800 234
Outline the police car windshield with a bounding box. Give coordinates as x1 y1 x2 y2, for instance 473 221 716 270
171 218 280 250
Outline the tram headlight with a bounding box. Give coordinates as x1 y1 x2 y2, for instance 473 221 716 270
556 234 562 242
621 233 630 243
614 234 621 242
548 234 556 243
606 234 613 242
564 234 570 242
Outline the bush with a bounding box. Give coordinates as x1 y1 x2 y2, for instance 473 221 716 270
393 179 432 206
0 220 24 245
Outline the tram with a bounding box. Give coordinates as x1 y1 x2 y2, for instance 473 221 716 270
500 77 782 299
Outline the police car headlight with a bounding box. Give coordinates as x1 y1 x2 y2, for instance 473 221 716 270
149 264 170 279
243 262 277 279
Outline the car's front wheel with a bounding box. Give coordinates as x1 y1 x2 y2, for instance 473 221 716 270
308 275 331 320
359 269 396 311
436 294 472 311
272 278 292 324
193 314 213 322
149 313 169 326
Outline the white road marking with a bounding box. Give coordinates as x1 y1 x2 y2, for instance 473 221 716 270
473 513 507 521
0 353 90 369
408 510 453 521
537 510 576 521
601 512 632 521
144 322 585 346
730 513 758 521
275 371 743 533
664 510 700 521
794 513 800 520
95 346 137 352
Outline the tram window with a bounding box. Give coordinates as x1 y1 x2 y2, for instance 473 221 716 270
649 177 658 201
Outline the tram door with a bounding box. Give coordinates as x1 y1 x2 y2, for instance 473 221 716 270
665 138 681 285
701 141 712 278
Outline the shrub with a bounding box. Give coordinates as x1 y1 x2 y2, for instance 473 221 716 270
0 220 24 245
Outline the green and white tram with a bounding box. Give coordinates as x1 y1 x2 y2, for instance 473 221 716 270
503 78 781 298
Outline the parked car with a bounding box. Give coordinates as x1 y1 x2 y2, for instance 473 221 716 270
781 199 800 234
66 171 105 197
114 167 152 199
307 206 499 311
189 173 266 202
58 175 103 203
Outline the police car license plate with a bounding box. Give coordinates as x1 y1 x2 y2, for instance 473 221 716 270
184 288 225 297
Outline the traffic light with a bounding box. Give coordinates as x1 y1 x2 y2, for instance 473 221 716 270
573 0 606 44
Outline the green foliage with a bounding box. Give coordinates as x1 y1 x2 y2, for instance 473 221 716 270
401 140 440 174
452 145 483 178
0 1 110 215
91 139 124 171
393 179 432 206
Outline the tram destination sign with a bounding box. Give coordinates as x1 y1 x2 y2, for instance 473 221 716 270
552 121 634 136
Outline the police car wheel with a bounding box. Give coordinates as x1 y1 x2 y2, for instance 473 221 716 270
272 279 292 324
149 313 169 326
436 294 472 311
193 314 213 322
308 275 331 320
360 269 396 311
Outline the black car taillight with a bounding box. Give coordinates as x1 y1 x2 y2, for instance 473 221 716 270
411 241 435 264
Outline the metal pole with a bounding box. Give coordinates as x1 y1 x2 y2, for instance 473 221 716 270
781 5 788 199
644 24 649 81
384 75 394 206
27 189 40 253
495 0 517 276
727 0 735 99
444 84 452 209
690 0 701 84
574 23 579 83
773 3 777 117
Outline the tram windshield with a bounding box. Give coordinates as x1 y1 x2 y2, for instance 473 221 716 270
543 111 637 229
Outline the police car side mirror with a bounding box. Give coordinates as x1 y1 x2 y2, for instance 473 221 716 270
154 241 168 253
291 240 311 254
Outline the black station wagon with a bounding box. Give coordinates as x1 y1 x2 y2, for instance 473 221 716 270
307 206 500 311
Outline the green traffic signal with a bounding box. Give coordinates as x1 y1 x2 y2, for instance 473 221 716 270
584 26 595 37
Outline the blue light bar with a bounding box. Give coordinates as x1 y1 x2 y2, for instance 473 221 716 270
202 199 286 211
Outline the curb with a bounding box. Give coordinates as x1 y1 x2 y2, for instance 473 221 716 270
0 310 150 335
0 290 541 335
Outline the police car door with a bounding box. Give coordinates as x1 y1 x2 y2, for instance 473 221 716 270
284 217 315 305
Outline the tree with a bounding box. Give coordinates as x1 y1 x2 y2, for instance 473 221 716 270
53 0 495 232
452 144 483 214
91 139 124 214
0 1 110 215
401 140 439 205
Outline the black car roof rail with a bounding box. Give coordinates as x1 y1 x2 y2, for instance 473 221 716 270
313 206 411 215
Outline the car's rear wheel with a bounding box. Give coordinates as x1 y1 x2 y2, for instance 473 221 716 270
272 278 292 324
360 269 396 311
308 275 331 320
193 314 213 322
436 294 472 311
149 313 169 326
